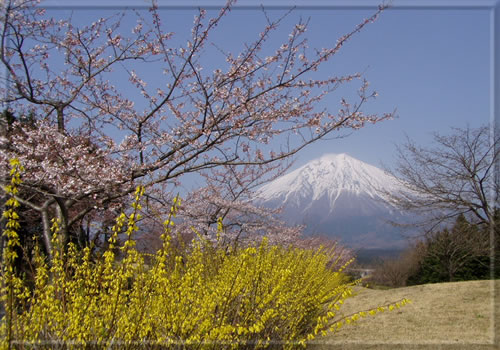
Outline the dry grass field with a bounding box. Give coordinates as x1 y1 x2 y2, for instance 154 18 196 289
309 279 500 350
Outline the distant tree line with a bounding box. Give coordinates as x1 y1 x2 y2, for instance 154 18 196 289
369 213 498 287
407 213 498 284
370 125 499 287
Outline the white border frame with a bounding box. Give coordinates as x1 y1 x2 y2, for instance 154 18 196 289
39 0 499 9
2 0 499 348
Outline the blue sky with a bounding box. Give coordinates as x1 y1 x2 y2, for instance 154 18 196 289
284 6 491 170
43 1 492 176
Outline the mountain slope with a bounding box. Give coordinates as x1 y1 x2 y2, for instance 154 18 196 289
255 153 409 249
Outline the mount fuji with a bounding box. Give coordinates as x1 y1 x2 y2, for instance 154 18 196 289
255 153 410 249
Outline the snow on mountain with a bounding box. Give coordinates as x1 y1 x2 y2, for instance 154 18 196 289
257 153 403 210
255 153 410 249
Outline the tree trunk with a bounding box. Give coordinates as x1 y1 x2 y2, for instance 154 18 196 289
41 209 53 261
55 197 69 248
56 105 65 133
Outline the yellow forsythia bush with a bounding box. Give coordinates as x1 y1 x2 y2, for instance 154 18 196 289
1 160 409 349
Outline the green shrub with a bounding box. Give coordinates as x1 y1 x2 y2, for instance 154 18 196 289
406 215 497 285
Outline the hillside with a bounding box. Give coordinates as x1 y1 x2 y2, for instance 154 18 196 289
310 279 499 350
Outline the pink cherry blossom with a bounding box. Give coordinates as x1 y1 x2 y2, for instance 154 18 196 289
0 0 392 256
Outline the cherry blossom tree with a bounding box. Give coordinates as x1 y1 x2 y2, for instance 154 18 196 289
0 0 393 257
176 163 303 246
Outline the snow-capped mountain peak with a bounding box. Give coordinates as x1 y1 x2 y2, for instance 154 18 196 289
254 153 409 248
256 153 402 209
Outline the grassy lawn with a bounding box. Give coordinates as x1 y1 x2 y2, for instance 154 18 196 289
309 279 499 350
